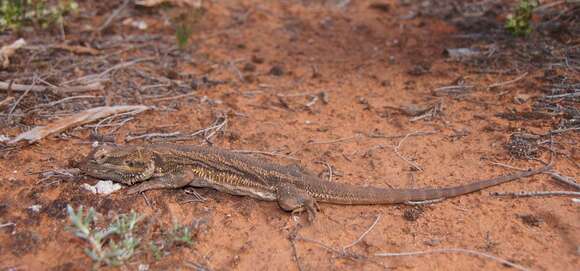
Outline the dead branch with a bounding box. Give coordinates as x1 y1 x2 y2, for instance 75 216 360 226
488 72 528 90
343 215 382 250
146 92 197 102
232 149 300 161
490 191 580 198
375 248 530 271
0 81 104 93
65 57 155 85
308 134 361 145
125 131 181 142
548 172 580 190
0 96 14 108
8 78 36 115
393 131 424 171
8 105 150 144
95 0 131 34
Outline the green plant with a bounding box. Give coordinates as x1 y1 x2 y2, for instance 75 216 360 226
149 241 163 261
67 205 142 268
0 0 25 30
505 0 538 36
167 220 194 247
171 6 205 49
0 0 78 31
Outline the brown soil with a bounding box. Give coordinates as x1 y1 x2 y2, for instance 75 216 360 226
0 1 578 270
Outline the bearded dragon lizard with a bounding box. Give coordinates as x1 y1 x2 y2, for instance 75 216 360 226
79 144 550 221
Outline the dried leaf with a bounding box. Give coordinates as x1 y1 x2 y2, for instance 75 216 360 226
0 38 26 69
135 0 201 7
8 105 150 144
53 44 100 55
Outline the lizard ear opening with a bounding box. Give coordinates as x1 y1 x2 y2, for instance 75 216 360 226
152 153 165 168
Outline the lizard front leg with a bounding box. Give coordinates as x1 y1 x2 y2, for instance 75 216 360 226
276 183 320 222
126 173 191 194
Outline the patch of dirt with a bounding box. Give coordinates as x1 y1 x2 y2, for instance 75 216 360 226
0 0 578 270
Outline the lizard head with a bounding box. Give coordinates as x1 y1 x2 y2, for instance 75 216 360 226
80 144 156 185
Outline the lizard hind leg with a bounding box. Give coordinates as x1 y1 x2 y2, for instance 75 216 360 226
276 183 320 222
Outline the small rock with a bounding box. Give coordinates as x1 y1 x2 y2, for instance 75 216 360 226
251 55 264 64
243 63 256 72
513 94 531 104
369 3 390 12
0 135 10 142
27 205 42 213
122 18 148 30
269 65 285 76
81 181 123 195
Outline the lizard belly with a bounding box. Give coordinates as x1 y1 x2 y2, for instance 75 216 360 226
189 174 277 201
209 182 277 201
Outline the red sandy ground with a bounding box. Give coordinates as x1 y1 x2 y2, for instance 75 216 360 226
0 1 578 270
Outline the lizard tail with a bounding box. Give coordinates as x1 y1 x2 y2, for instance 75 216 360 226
317 165 551 205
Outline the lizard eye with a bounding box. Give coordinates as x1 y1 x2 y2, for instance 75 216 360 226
125 160 135 167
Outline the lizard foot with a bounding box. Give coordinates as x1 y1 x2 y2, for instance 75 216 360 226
277 183 319 222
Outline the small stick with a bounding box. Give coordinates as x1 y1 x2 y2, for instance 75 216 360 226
28 95 99 111
490 191 580 197
0 96 14 108
343 215 382 250
95 0 131 34
66 57 154 85
203 116 228 142
368 130 437 139
375 248 530 271
0 222 16 229
309 135 360 145
229 60 245 83
490 162 579 190
296 236 390 269
432 85 474 93
8 78 36 115
147 92 197 102
232 149 300 161
548 172 580 190
489 162 525 171
314 161 333 182
106 117 135 135
0 81 103 93
289 236 305 271
488 72 528 90
126 131 181 142
393 131 423 171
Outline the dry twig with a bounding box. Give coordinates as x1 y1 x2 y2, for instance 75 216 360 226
95 0 131 34
393 131 424 171
488 72 528 90
0 81 103 93
490 191 580 197
308 135 361 145
343 215 382 250
125 131 181 142
548 172 580 190
375 248 530 271
232 149 299 161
